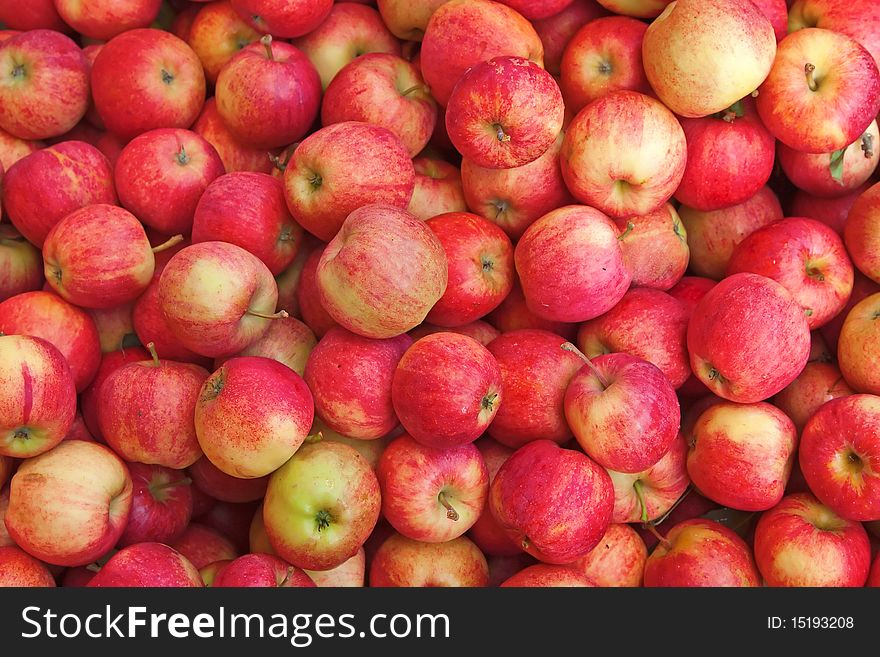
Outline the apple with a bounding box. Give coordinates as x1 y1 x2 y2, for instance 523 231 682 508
644 519 761 587
115 128 225 237
316 204 447 339
515 205 630 323
788 0 880 70
844 181 880 283
800 394 880 521
642 0 776 118
188 456 269 504
410 321 500 346
187 0 261 84
296 247 339 339
778 121 879 198
607 433 690 523
0 485 12 547
0 290 101 392
467 438 519 556
193 98 276 174
291 3 402 89
378 433 488 543
56 0 162 40
195 356 313 478
273 238 316 320
0 546 55 587
216 36 321 151
2 140 116 247
91 28 206 141
486 279 578 340
687 273 811 402
490 440 613 564
773 361 854 432
789 181 871 237
230 0 332 39
0 335 76 458
98 345 208 469
283 122 415 242
407 156 467 221
263 441 381 571
392 333 502 449
196 501 259 555
322 53 437 158
576 287 690 388
869 554 880 587
213 553 316 587
569 523 647 587
754 492 871 586
757 28 880 154
838 293 880 393
217 315 316 377
309 418 391 471
0 30 89 140
485 329 582 448
500 564 594 587
679 186 783 280
157 241 285 358
560 91 687 218
445 56 563 170
88 303 135 354
5 440 132 566
376 0 451 41
560 16 649 114
192 172 303 276
419 0 543 107
79 346 150 442
88 543 202 587
304 548 366 587
532 0 609 77
675 96 776 212
613 203 688 290
0 226 42 302
0 0 68 32
117 463 193 547
369 532 489 587
0 126 41 171
595 0 670 18
171 523 239 570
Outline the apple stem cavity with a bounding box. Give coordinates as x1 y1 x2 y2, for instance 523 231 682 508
617 221 635 241
493 123 511 143
151 234 185 253
437 490 460 521
146 341 160 367
861 132 875 159
246 308 289 320
561 342 610 389
804 63 818 92
261 34 275 61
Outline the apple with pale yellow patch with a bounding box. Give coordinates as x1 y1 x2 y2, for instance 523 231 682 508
837 293 880 394
773 361 854 432
569 523 647 587
844 182 880 284
369 532 489 587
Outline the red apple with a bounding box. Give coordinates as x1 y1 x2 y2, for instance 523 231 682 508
88 542 202 587
467 438 519 556
0 225 42 302
486 278 579 341
0 0 68 32
0 546 55 587
231 0 333 39
844 181 880 284
838 293 880 394
789 181 870 237
188 456 268 504
171 523 239 569
296 247 339 338
0 126 41 171
193 98 276 174
56 0 161 40
773 361 855 432
369 532 489 587
789 0 880 67
117 463 193 547
88 303 135 354
187 0 261 84
614 203 688 290
409 320 501 346
754 492 871 586
214 553 316 587
569 523 646 587
532 0 608 76
501 564 594 587
217 315 316 377
79 346 150 441
407 156 467 221
196 501 259 555
375 0 451 42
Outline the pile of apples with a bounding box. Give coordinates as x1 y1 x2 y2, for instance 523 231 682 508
0 0 879 589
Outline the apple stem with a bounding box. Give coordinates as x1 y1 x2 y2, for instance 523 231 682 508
246 308 289 320
399 83 429 97
617 221 635 241
85 563 102 574
437 490 460 521
750 89 759 98
633 479 650 524
804 63 818 92
861 132 875 158
269 148 295 173
151 234 184 253
721 99 744 123
278 566 293 587
146 341 160 367
305 431 323 444
561 342 610 389
645 523 673 550
261 34 274 61
494 123 511 143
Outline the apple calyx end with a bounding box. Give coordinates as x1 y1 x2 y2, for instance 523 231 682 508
315 509 333 533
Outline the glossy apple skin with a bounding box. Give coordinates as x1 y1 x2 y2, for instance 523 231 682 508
773 361 854 432
231 0 333 39
566 353 680 473
6 440 132 567
614 203 688 291
844 181 880 284
642 0 776 118
789 0 880 67
369 533 489 587
79 347 150 441
42 205 155 310
687 273 811 403
219 315 316 377
679 186 783 280
186 0 261 84
675 97 775 212
193 98 275 174
727 217 854 329
425 212 514 328
0 225 43 302
754 492 871 586
757 28 880 154
564 91 687 218
577 287 690 388
188 456 268 504
446 56 563 170
467 438 519 556
378 434 488 543
560 16 649 113
569 523 646 587
171 523 239 570
408 157 467 221
305 327 410 440
410 321 500 347
419 0 544 107
490 440 613 564
117 463 193 547
322 53 437 158
532 0 609 76
263 441 381 571
91 29 206 142
838 293 880 393
485 329 582 448
607 433 690 523
644 519 761 587
688 401 798 511
0 290 100 393
500 564 594 587
2 140 116 247
0 546 55 587
0 335 76 458
214 554 316 587
284 122 415 243
215 39 321 150
799 395 880 521
515 205 630 323
0 30 88 140
317 204 447 339
132 278 211 367
55 0 161 40
88 543 202 587
461 131 573 241
195 356 313 479
392 333 502 449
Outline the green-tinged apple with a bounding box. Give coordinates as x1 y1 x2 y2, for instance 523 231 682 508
308 418 391 470
88 543 202 587
407 157 467 221
788 0 880 71
305 548 366 587
0 127 41 171
569 523 647 587
596 0 670 18
837 293 880 394
186 0 261 84
369 533 489 587
376 0 451 41
88 303 135 354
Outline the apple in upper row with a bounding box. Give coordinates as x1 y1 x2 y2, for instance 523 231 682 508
231 0 332 39
186 0 261 84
